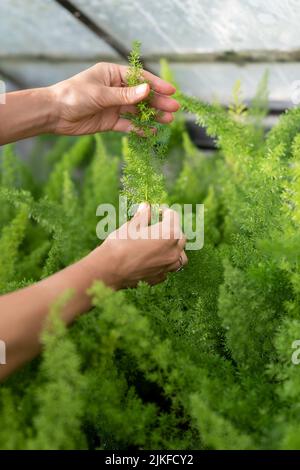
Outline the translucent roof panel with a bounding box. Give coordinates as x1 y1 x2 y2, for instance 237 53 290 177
0 76 16 93
150 62 297 106
0 59 296 107
0 0 117 58
72 0 300 55
1 0 299 107
0 61 95 89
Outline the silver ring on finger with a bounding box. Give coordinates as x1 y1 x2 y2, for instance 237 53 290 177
175 255 184 273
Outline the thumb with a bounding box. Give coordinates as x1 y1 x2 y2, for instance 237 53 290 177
132 202 151 228
103 83 150 107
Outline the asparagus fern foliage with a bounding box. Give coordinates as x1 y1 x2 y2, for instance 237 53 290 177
121 41 169 207
2 53 300 451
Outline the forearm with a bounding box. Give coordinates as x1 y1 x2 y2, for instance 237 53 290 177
0 245 117 381
0 88 56 145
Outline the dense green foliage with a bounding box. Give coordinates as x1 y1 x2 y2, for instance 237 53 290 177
122 41 168 206
1 52 300 449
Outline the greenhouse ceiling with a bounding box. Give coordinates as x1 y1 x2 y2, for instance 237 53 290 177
1 0 300 109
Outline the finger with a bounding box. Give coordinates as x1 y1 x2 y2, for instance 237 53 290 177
114 122 156 137
118 203 151 241
131 202 151 227
177 234 187 251
181 250 188 266
148 221 164 241
150 93 180 112
161 208 182 241
167 259 182 272
167 251 188 272
119 65 176 96
120 105 138 115
120 105 174 124
143 70 176 95
156 112 174 124
147 273 167 286
112 118 135 133
103 83 150 107
120 106 173 125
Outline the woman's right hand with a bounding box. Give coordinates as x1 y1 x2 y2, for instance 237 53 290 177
83 203 188 289
0 203 187 380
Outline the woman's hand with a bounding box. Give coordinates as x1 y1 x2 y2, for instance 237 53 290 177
0 63 179 145
0 204 187 380
82 203 188 289
49 62 180 135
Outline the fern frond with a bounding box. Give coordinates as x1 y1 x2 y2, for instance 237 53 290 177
0 205 29 290
122 41 170 206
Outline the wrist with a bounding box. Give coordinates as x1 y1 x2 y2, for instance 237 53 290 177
47 81 78 135
36 244 122 325
45 85 61 134
0 87 59 145
79 242 124 291
24 87 59 135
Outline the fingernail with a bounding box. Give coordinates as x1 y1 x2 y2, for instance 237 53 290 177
138 202 148 212
135 83 148 96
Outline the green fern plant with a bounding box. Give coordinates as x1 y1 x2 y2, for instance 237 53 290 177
1 53 300 451
122 41 169 207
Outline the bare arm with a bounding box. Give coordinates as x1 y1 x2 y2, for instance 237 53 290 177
0 249 112 379
0 62 179 145
0 88 55 145
0 206 187 381
0 63 184 380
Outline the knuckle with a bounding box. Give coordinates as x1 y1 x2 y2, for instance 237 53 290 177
120 86 132 105
183 253 188 265
168 226 175 239
164 208 173 217
179 235 187 247
173 228 182 240
167 250 179 265
94 62 106 73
